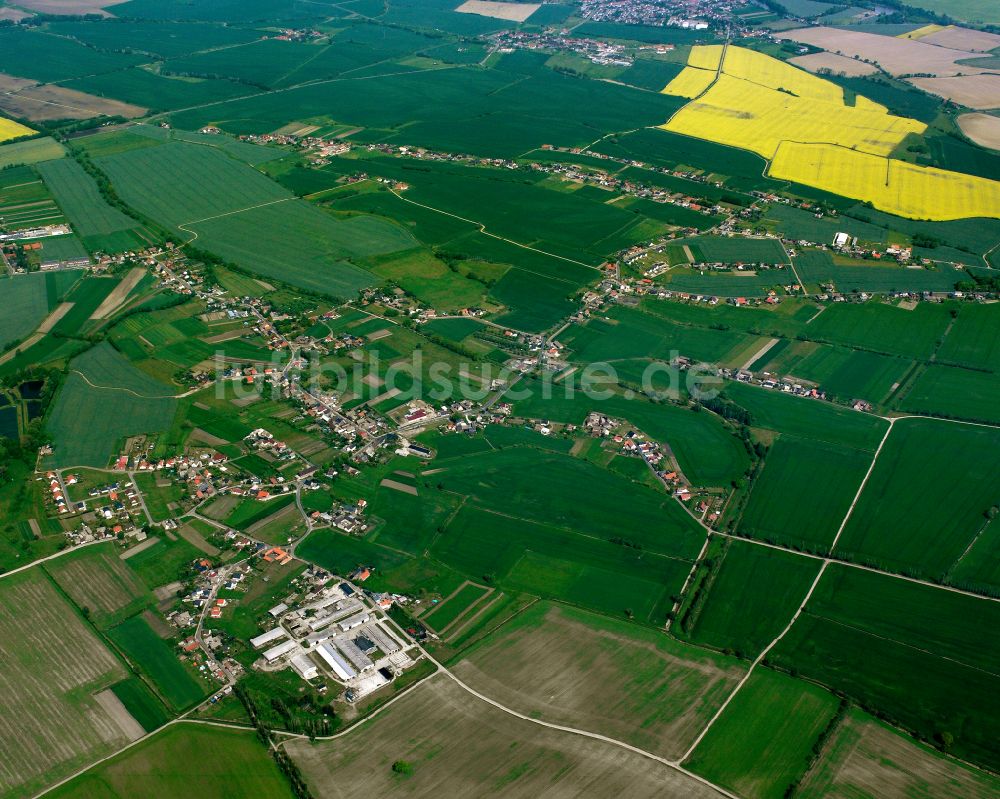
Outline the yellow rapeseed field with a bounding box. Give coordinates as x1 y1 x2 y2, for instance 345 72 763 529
898 24 946 39
660 66 717 98
664 73 923 159
769 142 1000 220
688 44 724 71
0 118 35 143
658 45 995 220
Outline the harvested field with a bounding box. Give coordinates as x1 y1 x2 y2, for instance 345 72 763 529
89 266 144 319
908 74 1000 109
958 113 1000 150
37 301 74 333
0 569 131 797
176 522 220 556
787 52 877 76
455 0 539 21
92 689 145 742
45 544 148 624
286 675 722 798
14 0 127 16
777 26 997 76
918 25 1000 52
0 77 144 122
452 602 746 759
798 708 1000 798
120 536 159 559
379 477 418 495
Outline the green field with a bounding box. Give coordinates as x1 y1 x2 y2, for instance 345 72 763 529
421 582 489 630
47 723 295 799
508 377 750 487
95 140 412 296
721 381 889 451
806 301 953 360
38 158 142 240
683 539 820 656
45 544 151 629
684 667 841 799
835 417 1000 580
0 271 79 350
771 564 1000 772
0 137 66 168
936 303 1000 371
107 615 207 711
45 343 178 468
739 435 871 550
899 365 1000 424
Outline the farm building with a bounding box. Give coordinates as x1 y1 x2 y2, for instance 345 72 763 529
250 627 288 649
262 639 299 663
316 642 355 681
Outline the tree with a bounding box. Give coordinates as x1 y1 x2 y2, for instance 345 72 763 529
391 760 413 776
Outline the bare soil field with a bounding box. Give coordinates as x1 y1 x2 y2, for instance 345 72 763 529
798 708 1000 798
919 25 1000 52
37 301 75 333
14 0 127 16
92 689 145 741
451 603 746 760
0 80 145 122
46 544 147 619
455 0 539 21
778 27 997 76
379 477 418 495
0 570 131 797
908 74 1000 109
957 112 1000 149
177 522 221 556
0 7 32 20
90 268 144 320
788 52 878 77
286 675 720 798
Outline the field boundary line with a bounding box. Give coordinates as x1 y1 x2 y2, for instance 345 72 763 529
68 370 193 399
388 188 602 272
680 419 896 762
427 660 740 797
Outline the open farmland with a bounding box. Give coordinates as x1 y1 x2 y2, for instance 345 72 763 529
740 436 870 550
771 564 1000 771
0 136 66 168
770 142 1000 221
107 614 207 711
662 46 924 160
834 417 1000 579
45 543 150 627
680 540 820 656
909 74 1000 110
787 52 877 76
455 0 539 21
798 707 1000 799
287 674 723 798
47 724 295 799
0 271 79 350
684 667 841 799
0 116 35 142
95 140 412 296
958 113 1000 151
38 158 138 236
45 343 178 468
508 377 750 486
0 568 138 798
776 26 999 76
452 602 746 759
